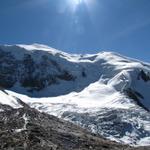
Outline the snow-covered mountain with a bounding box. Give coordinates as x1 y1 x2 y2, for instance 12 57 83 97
0 44 150 146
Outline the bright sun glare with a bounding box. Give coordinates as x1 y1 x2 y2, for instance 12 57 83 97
68 0 94 12
73 0 83 5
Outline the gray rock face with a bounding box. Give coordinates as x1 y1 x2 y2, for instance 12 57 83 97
0 49 76 91
0 50 17 88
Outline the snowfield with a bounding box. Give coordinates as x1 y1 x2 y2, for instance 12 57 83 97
0 90 22 109
0 44 150 146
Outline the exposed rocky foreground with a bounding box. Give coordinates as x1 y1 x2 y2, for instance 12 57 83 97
0 96 149 150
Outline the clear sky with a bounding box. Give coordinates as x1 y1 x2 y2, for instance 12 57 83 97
0 0 150 62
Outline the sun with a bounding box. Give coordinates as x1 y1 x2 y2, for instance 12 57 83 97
73 0 83 5
68 0 90 12
66 0 95 14
69 0 84 9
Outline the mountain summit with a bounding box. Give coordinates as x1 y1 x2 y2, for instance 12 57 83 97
0 44 150 146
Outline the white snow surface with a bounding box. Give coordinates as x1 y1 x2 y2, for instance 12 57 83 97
0 44 150 146
6 80 134 110
0 90 22 108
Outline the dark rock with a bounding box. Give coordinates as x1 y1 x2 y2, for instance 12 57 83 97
125 88 149 112
0 49 76 92
139 70 150 82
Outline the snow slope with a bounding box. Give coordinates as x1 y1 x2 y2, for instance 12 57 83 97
0 44 150 146
0 90 22 108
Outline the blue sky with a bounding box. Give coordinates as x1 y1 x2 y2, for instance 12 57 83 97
0 0 150 62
